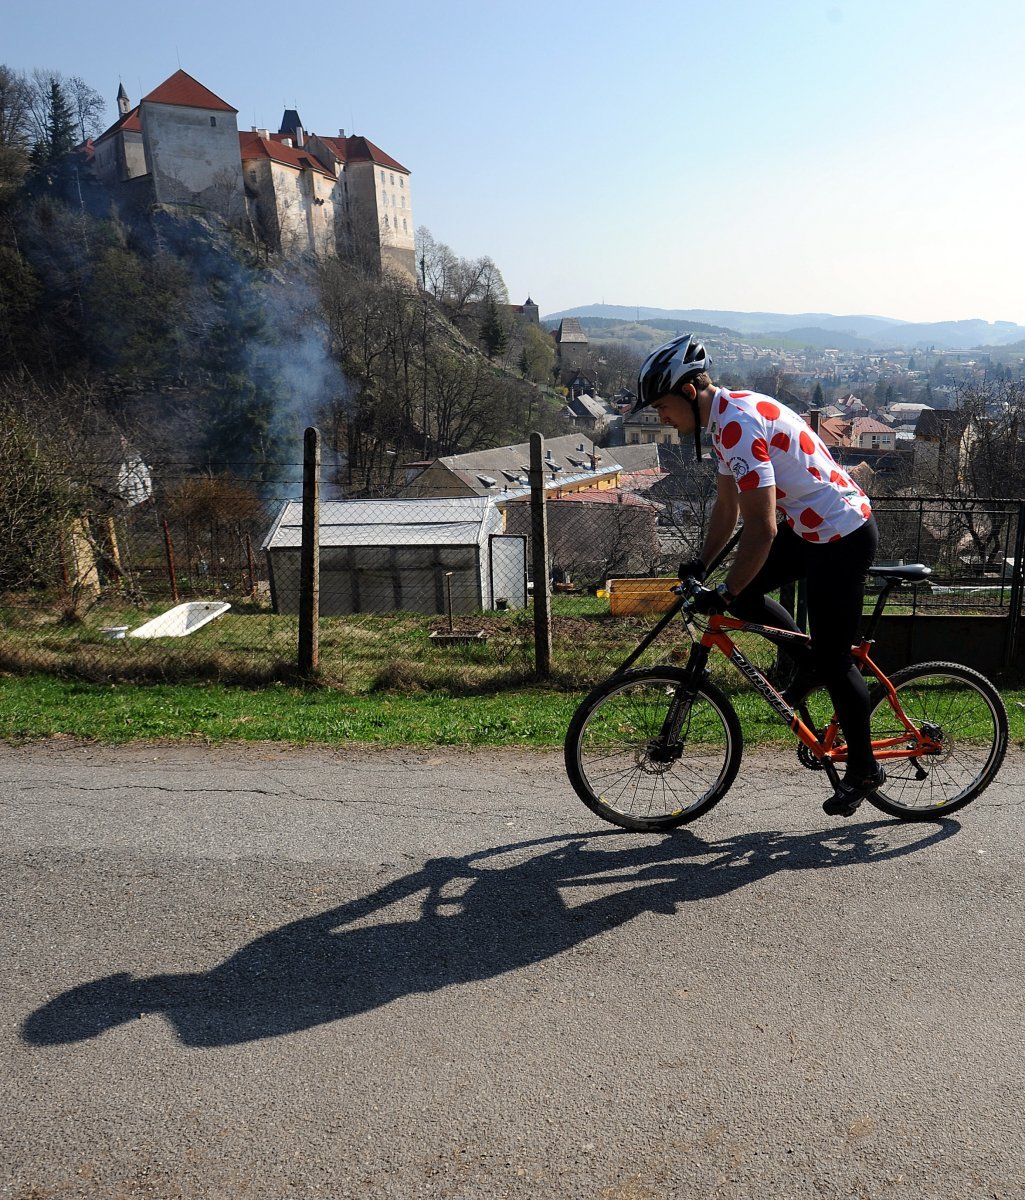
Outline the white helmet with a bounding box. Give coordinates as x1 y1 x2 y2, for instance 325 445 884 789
634 334 710 460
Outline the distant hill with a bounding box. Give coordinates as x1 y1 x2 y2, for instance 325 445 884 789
543 304 1025 352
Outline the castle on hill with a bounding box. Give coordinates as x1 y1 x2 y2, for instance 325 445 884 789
89 69 415 277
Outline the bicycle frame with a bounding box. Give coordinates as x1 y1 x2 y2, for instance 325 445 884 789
609 572 942 784
689 614 942 772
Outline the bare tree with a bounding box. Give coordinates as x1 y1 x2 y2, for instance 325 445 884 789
0 64 31 199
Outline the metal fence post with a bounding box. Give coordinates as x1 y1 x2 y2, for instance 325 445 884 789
1003 499 1025 670
529 432 552 678
298 426 320 676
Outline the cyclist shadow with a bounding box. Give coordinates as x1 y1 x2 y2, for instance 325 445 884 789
23 816 958 1048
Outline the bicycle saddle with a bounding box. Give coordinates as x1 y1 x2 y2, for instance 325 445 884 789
867 563 932 582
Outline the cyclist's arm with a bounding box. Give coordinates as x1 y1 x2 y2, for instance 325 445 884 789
722 484 777 598
697 473 742 568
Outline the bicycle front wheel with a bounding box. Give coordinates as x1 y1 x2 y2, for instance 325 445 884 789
866 661 1008 820
564 667 743 831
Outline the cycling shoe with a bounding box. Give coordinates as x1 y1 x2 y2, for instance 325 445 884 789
822 766 887 817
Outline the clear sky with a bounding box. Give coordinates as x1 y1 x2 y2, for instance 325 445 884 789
8 0 1025 325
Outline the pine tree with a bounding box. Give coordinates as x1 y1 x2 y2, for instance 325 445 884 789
479 297 509 361
31 77 76 170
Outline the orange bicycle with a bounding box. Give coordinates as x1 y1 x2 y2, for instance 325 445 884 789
564 563 1008 830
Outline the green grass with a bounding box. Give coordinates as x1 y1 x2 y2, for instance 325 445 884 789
2 671 1022 750
2 592 1024 749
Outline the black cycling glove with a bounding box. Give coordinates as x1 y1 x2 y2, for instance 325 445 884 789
677 557 707 583
691 584 733 615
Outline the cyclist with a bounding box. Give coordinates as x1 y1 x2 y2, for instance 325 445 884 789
634 334 883 817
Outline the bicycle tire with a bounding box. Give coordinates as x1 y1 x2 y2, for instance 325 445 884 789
564 667 743 831
865 661 1008 820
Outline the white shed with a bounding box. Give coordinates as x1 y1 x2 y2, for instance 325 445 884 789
261 497 526 616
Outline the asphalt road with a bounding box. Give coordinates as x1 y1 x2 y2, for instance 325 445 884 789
3 738 1025 1199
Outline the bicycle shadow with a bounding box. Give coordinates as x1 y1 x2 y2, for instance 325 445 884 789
23 816 958 1048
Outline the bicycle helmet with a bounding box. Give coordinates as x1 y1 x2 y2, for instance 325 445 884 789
634 334 710 460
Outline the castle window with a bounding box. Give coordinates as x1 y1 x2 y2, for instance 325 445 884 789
390 173 395 185
209 116 217 127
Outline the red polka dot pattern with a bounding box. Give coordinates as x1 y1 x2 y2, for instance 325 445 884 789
770 432 791 452
720 421 742 450
711 389 872 541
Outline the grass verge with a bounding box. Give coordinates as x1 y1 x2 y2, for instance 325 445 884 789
2 673 1023 751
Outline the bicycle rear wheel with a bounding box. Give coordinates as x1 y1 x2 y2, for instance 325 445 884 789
564 667 743 831
866 661 1007 820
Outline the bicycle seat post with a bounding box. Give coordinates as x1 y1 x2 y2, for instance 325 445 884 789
863 578 897 641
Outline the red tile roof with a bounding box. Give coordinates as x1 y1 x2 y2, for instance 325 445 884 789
814 417 849 447
546 488 656 509
318 134 408 173
141 70 237 113
239 131 334 179
850 417 894 436
95 106 142 145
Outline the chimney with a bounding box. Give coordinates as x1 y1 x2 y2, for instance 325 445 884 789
338 128 346 138
257 128 270 139
281 137 293 148
295 126 304 148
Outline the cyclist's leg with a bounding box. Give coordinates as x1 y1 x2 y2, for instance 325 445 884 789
729 524 816 679
804 517 879 780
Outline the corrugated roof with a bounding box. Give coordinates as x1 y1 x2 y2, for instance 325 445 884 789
141 70 237 113
262 497 500 550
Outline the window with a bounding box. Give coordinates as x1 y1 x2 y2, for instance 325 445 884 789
390 173 395 185
403 219 407 232
209 116 217 127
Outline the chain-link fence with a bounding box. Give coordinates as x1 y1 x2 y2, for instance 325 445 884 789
2 431 1023 692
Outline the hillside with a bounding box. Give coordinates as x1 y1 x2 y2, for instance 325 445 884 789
544 304 1025 352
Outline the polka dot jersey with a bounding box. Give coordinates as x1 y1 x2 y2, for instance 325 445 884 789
707 389 872 542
